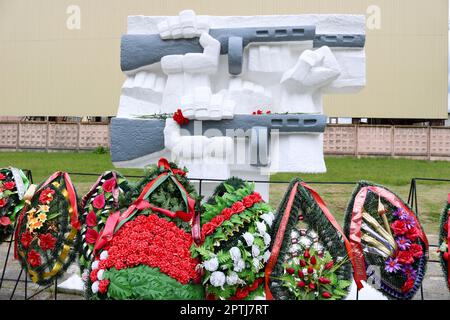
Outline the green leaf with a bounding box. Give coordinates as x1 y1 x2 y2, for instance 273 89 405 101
47 212 62 220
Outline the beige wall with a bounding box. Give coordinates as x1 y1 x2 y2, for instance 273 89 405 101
0 0 448 118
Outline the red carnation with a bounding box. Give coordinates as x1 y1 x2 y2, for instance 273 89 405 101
286 268 295 275
391 220 408 236
322 291 332 299
93 194 105 209
210 215 225 227
27 249 41 268
231 201 245 214
409 243 423 259
221 208 234 219
396 250 414 265
0 173 6 180
250 192 262 203
98 279 110 294
39 233 56 250
90 269 99 282
3 181 15 190
85 228 99 244
39 188 55 204
0 198 7 208
242 195 254 208
21 231 33 248
297 281 306 288
405 227 420 241
401 277 415 293
0 216 11 226
173 109 189 126
86 211 97 227
102 178 116 193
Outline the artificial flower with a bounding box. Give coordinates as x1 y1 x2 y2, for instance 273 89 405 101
0 216 10 226
233 259 246 272
251 245 260 257
405 227 420 241
242 195 254 208
401 277 415 293
325 261 334 270
384 257 401 273
37 205 49 213
322 292 332 299
310 255 317 265
391 220 408 236
38 233 56 250
402 264 417 279
86 211 97 227
297 281 306 288
250 192 262 203
210 215 225 227
27 249 41 268
221 208 234 219
393 208 409 220
404 215 416 229
102 178 116 193
231 201 245 214
90 269 99 282
286 268 295 274
234 287 249 300
256 221 267 235
263 250 271 263
396 250 414 265
91 260 99 270
37 213 47 222
20 231 33 249
204 257 219 272
0 198 6 208
85 228 99 244
230 247 241 261
97 269 105 281
32 220 43 230
260 212 274 227
263 232 271 246
304 249 311 259
396 237 411 250
3 181 15 190
98 279 110 294
226 272 242 286
210 271 226 287
39 188 55 204
409 243 423 259
93 194 105 209
0 173 6 180
91 281 99 294
298 269 304 278
242 232 254 247
252 257 261 271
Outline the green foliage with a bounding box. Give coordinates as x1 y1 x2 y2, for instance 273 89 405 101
438 200 450 289
105 265 204 300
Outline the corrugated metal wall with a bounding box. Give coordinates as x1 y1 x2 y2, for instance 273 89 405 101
0 0 448 118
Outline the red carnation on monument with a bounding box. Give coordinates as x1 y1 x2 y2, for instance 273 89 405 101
27 249 41 268
38 233 56 250
21 232 33 249
391 220 408 236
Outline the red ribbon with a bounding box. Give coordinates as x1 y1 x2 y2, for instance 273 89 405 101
300 182 360 289
447 193 450 288
265 182 299 300
348 185 429 290
80 171 120 211
94 158 197 254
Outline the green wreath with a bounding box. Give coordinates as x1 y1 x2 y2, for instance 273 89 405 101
438 199 450 290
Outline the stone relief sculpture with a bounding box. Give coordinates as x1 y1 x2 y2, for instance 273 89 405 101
111 10 366 198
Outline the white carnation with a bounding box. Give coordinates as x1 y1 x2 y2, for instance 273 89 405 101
229 247 241 261
210 271 226 287
226 272 241 286
233 259 246 272
99 251 108 261
91 260 99 270
97 269 105 281
263 250 271 263
251 245 260 257
256 221 267 235
263 232 271 246
260 212 275 227
204 257 219 272
91 281 99 294
242 232 254 246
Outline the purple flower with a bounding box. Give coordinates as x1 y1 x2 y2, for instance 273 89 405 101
404 215 416 229
402 264 417 280
396 236 411 250
385 257 402 273
394 208 409 220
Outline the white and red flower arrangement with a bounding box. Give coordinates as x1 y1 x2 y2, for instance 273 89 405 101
14 172 81 285
79 171 129 271
438 195 450 291
0 168 29 242
344 181 428 300
192 179 273 300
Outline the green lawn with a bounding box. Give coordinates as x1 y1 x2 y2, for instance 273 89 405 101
0 152 448 234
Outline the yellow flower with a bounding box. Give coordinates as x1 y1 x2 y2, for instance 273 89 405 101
52 182 60 188
32 220 43 230
37 212 47 222
37 205 50 213
27 208 37 218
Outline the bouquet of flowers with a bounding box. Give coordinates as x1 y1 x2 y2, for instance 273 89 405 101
14 172 81 285
84 158 204 300
438 195 450 291
266 179 352 300
79 171 130 271
191 178 273 300
344 181 428 300
0 167 29 242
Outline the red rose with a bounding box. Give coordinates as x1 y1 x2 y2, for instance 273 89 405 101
85 228 99 244
0 173 6 180
90 269 98 282
39 188 55 204
297 281 306 288
102 178 116 193
210 215 225 227
0 216 11 226
221 208 234 219
98 279 110 294
39 233 56 250
391 220 408 236
242 196 254 208
401 277 415 293
299 259 307 267
298 270 304 278
21 231 33 248
234 287 249 300
409 243 423 259
310 255 317 265
92 194 105 209
27 249 41 268
231 201 245 214
3 181 15 190
0 198 7 208
257 110 263 115
86 211 97 227
304 249 310 259
396 250 414 265
405 227 420 241
286 267 295 274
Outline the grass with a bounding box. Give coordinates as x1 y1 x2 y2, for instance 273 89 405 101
0 152 448 234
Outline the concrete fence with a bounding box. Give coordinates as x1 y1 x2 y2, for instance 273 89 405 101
0 122 449 160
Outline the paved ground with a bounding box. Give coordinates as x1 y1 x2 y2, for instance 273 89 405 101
0 235 449 300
